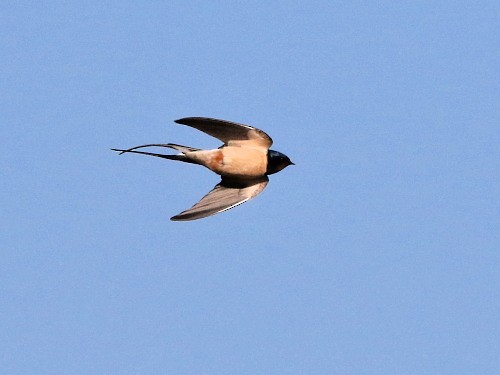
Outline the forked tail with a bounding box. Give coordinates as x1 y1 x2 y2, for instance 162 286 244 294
111 143 202 165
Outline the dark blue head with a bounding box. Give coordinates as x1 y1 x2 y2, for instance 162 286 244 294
266 150 294 175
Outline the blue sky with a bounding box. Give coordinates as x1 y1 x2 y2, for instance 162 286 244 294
1 1 499 374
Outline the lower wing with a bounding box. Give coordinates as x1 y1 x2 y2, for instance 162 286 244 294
171 176 269 221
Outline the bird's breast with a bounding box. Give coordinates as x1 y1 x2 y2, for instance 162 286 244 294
187 147 267 178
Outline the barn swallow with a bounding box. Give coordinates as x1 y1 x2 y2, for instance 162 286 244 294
112 117 294 221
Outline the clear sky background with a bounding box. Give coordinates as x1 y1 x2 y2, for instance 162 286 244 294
1 1 499 374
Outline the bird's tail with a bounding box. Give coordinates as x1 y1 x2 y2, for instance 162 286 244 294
111 143 202 165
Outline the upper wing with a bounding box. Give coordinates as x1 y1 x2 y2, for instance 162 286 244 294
170 176 269 221
174 117 273 149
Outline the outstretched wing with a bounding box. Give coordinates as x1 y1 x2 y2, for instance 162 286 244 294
170 176 269 221
174 117 273 149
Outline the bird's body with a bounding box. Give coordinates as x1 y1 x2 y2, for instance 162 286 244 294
186 147 268 178
112 117 293 221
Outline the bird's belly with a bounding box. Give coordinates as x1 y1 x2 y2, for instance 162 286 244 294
187 148 267 177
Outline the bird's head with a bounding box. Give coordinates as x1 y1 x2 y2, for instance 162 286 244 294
266 150 294 175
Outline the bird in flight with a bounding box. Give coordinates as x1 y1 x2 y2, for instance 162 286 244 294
112 117 294 221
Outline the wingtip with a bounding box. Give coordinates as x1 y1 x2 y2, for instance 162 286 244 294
170 214 191 222
174 117 193 125
174 117 215 126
